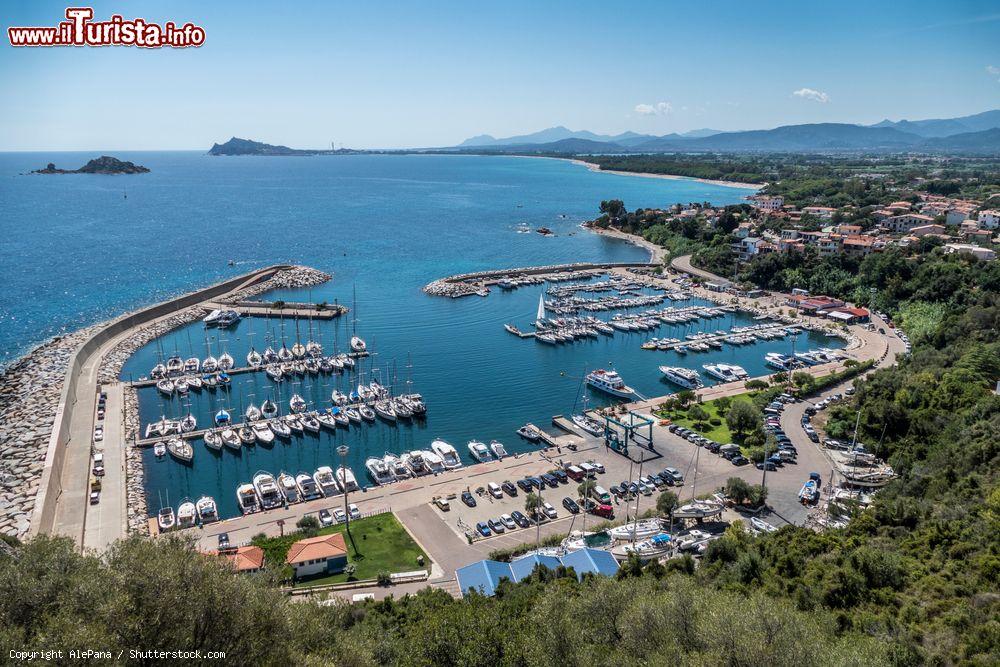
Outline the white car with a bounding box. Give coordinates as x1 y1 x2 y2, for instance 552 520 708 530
541 502 558 519
93 427 104 442
500 513 516 530
333 508 347 523
318 509 334 526
348 503 361 520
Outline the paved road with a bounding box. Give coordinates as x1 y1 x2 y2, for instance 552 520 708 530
671 254 731 285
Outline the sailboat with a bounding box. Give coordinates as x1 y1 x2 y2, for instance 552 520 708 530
350 285 367 352
261 397 279 419
246 318 263 367
534 293 547 329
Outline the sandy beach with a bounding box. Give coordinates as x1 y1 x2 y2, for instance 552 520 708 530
509 154 763 190
585 224 665 264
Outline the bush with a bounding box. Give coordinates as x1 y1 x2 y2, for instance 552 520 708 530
376 571 392 586
296 515 320 535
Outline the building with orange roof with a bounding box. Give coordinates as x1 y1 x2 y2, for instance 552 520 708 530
213 545 265 573
286 532 349 579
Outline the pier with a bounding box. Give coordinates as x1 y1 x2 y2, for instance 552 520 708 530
424 261 656 298
126 354 369 388
641 321 799 352
205 299 348 320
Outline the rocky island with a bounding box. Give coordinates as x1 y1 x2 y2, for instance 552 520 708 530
32 156 150 175
208 136 366 156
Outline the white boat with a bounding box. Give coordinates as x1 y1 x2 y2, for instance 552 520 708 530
300 413 321 433
335 465 360 493
374 400 397 421
517 423 541 441
585 368 636 399
176 500 197 529
350 335 367 353
672 500 724 520
291 342 306 359
216 310 240 328
345 407 362 423
314 466 338 496
263 347 279 364
283 414 304 433
247 348 263 367
366 456 395 485
150 362 167 379
659 366 703 389
765 352 796 371
296 472 323 500
157 507 175 532
261 398 279 419
422 450 446 474
278 472 300 504
358 404 376 421
609 519 664 541
252 421 275 444
236 483 260 514
571 413 604 436
202 355 218 372
174 377 189 394
750 517 778 533
203 430 222 450
702 363 747 382
289 394 307 413
385 453 411 480
611 533 672 560
220 428 241 450
153 441 167 457
402 450 428 475
156 379 174 396
217 352 235 370
468 440 492 463
237 425 256 445
430 440 462 469
214 408 231 426
253 471 283 509
196 496 218 523
316 410 338 429
180 413 197 433
166 438 193 463
489 440 508 459
331 389 348 405
202 309 223 325
265 365 283 382
245 403 261 422
187 375 203 391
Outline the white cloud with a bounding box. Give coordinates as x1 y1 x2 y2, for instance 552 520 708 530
634 102 672 116
792 88 830 103
988 65 1000 81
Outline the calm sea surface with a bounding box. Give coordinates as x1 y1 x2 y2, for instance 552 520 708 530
0 152 835 519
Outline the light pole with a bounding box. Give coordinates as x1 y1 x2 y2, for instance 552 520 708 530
337 444 357 553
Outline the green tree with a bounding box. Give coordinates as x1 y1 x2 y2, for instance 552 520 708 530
296 514 319 535
726 399 760 438
687 404 709 424
524 492 542 518
725 477 753 505
656 490 679 517
577 479 596 502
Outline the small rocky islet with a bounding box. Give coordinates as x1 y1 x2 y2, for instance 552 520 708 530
31 155 150 175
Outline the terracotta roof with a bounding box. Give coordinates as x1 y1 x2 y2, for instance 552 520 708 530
286 532 348 564
215 545 265 572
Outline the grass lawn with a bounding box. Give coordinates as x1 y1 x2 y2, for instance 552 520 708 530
251 512 428 588
657 398 734 443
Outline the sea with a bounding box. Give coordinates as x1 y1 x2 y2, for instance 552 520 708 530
0 152 839 519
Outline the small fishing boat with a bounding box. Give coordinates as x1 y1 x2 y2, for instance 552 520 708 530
157 507 176 532
196 496 218 524
153 441 167 457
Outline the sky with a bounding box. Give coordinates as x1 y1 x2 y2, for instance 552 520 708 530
1 0 999 150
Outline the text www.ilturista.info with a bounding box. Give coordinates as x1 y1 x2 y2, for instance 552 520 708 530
8 7 205 48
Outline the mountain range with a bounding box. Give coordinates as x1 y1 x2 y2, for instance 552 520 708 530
455 110 1000 153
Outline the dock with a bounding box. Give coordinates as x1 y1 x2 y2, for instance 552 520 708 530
127 353 369 388
204 299 348 320
643 322 798 352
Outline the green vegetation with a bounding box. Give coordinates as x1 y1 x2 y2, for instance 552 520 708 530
251 512 427 586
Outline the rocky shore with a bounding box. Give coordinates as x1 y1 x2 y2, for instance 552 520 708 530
0 264 333 541
0 326 100 539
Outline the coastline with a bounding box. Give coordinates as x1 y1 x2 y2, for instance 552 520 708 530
510 154 763 190
584 224 664 264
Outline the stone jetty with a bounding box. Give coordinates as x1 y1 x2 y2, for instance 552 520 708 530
0 326 100 539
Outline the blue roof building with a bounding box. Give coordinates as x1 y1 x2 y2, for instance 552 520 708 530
456 549 619 597
560 548 621 580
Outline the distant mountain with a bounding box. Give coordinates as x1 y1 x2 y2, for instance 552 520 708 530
486 138 627 153
680 128 723 138
870 110 1000 138
31 156 150 174
632 123 924 152
457 126 656 147
919 127 1000 152
208 137 322 156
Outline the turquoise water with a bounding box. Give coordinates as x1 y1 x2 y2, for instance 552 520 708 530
0 152 831 520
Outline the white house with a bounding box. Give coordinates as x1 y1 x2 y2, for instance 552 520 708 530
285 532 349 579
977 210 1000 230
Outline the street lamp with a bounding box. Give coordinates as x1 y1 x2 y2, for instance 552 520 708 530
337 444 357 552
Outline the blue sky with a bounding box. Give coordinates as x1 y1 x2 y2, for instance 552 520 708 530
1 0 998 150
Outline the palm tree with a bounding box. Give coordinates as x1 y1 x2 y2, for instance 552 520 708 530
577 479 597 533
524 492 543 549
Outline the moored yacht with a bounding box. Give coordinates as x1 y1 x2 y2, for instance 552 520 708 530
374 399 397 421
236 483 260 514
385 453 411 480
468 440 492 463
402 450 428 476
659 366 703 389
196 496 218 524
336 465 360 492
278 472 300 504
314 466 338 496
489 440 508 459
253 471 283 509
157 507 175 532
260 398 279 419
422 450 446 474
366 457 395 485
430 440 462 469
585 368 636 399
350 335 367 353
296 472 323 500
765 352 796 370
176 500 197 529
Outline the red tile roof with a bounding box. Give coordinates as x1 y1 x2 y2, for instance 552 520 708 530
286 533 348 565
215 545 265 572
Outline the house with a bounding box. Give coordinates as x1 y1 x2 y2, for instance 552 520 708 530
732 237 762 262
886 213 935 234
456 549 620 598
837 224 863 236
978 210 1000 230
785 294 845 313
962 228 993 245
286 533 349 579
886 201 912 212
748 195 784 212
909 224 946 237
213 545 265 574
943 244 996 261
841 235 879 257
802 206 836 219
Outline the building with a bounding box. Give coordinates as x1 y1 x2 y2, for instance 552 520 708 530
841 235 880 257
456 548 620 597
886 213 936 234
732 237 762 262
749 195 784 212
826 307 870 324
213 545 266 574
285 533 349 579
943 244 996 261
909 224 946 238
802 206 836 219
785 294 845 314
978 210 1000 230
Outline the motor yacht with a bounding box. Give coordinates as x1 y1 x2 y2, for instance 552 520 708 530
236 483 260 514
366 456 395 485
585 368 636 399
489 440 508 459
176 500 197 529
252 421 275 444
422 451 446 474
659 366 703 389
314 466 338 496
196 496 218 524
430 440 462 469
296 472 323 500
336 465 360 493
468 440 492 463
385 453 411 480
278 472 300 504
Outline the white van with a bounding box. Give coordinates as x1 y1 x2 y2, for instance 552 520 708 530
487 482 503 499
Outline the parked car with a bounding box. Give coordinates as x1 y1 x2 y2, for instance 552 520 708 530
516 479 534 493
333 508 347 523
92 453 105 476
588 502 614 519
663 467 684 484
434 497 450 511
541 502 558 519
562 497 580 513
348 503 361 520
476 521 491 537
511 510 531 528
757 461 778 471
318 509 333 526
501 480 518 496
540 473 559 488
550 469 568 483
731 455 750 466
487 482 503 499
500 514 516 530
488 518 505 534
461 491 477 507
217 532 231 549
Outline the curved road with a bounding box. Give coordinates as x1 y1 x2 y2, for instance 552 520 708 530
671 254 731 285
